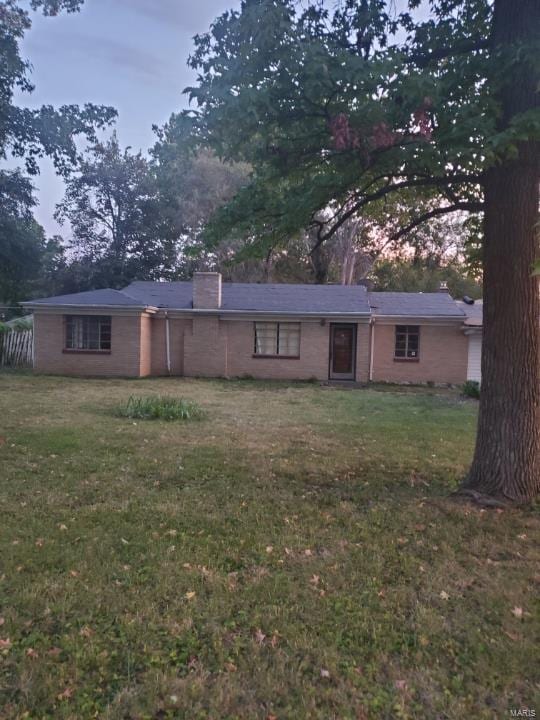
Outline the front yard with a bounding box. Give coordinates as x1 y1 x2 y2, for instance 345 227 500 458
0 373 538 719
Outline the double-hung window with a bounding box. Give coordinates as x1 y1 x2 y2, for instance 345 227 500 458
65 315 111 352
254 322 300 357
394 325 420 360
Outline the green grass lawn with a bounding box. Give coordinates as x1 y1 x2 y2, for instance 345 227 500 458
0 373 538 719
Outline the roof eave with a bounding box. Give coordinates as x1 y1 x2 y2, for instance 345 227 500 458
372 313 466 321
160 308 371 318
23 302 157 314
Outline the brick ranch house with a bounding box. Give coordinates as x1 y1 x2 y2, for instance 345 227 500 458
22 272 483 384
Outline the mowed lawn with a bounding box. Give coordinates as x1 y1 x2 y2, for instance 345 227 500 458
0 374 538 720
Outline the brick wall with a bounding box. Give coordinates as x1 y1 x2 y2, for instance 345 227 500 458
139 314 152 377
222 320 371 381
184 316 228 377
150 317 190 376
355 323 371 382
371 322 468 384
33 311 466 384
192 272 222 309
33 311 146 377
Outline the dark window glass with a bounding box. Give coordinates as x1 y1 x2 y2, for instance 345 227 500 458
254 322 300 357
394 325 420 359
65 316 111 351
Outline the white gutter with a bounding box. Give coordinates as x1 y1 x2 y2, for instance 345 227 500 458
163 308 371 318
372 314 465 320
369 318 375 382
165 312 171 375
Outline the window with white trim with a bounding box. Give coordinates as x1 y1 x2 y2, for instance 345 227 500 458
394 325 420 359
254 322 300 357
65 315 111 351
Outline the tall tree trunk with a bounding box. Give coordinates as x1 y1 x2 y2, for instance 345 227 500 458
464 0 539 502
310 243 329 284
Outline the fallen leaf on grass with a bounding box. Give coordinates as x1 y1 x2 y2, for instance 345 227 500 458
224 661 237 672
57 687 73 701
504 630 520 641
320 668 330 678
0 618 4 627
69 570 79 578
35 538 44 548
395 680 407 691
26 648 39 659
58 524 68 531
185 591 196 600
47 647 62 657
0 638 11 649
254 629 266 645
310 574 320 586
265 546 273 554
511 606 523 618
79 626 93 638
440 591 450 600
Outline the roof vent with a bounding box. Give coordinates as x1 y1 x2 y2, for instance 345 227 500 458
462 295 475 305
438 281 449 293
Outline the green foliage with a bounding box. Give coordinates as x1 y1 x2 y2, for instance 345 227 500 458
55 134 179 289
0 170 46 304
0 0 116 175
462 380 481 399
179 0 496 250
0 317 32 332
115 395 205 422
372 259 482 298
175 0 536 262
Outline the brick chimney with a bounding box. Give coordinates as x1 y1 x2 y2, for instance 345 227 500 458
192 272 222 309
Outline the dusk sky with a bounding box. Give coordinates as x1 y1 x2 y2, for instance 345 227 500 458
15 0 241 235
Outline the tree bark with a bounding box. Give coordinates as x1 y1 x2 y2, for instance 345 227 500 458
463 0 539 502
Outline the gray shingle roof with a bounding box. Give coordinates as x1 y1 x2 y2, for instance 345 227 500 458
123 281 192 309
368 292 465 317
456 300 483 326
23 283 472 319
23 288 146 308
123 281 372 314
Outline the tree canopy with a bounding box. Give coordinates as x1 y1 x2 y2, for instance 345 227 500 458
0 0 116 174
180 0 536 255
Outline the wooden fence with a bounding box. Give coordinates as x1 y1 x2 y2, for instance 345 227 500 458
0 329 33 368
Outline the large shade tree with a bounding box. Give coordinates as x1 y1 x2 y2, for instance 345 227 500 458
56 134 179 289
1 0 116 174
0 0 116 304
182 0 539 502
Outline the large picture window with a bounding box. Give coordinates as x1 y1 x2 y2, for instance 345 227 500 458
65 315 111 351
394 325 420 359
254 322 300 357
